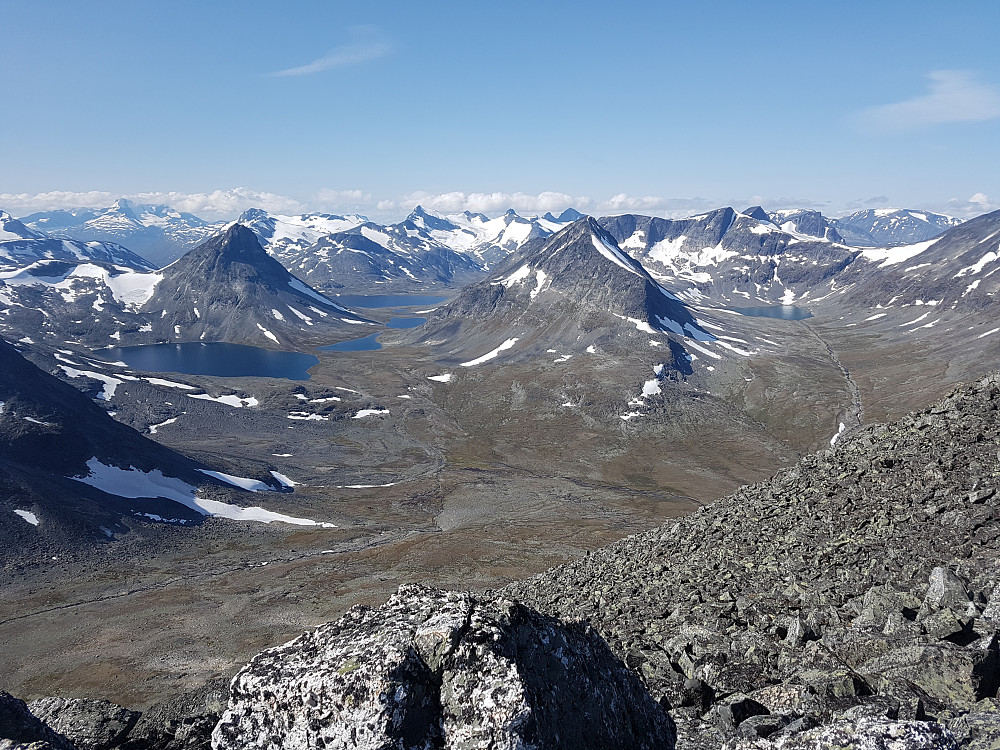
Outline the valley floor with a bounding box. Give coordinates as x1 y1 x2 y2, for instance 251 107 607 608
1 301 994 709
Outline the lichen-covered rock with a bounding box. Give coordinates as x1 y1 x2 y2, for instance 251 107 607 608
0 693 76 750
27 699 138 750
211 584 675 750
728 718 960 749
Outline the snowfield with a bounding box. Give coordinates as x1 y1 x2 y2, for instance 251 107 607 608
72 458 335 527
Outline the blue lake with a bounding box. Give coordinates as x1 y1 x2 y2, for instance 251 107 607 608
730 305 812 321
387 316 426 329
320 333 382 352
336 293 447 309
98 342 320 380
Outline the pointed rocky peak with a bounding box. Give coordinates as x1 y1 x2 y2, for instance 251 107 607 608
546 208 585 223
743 206 772 223
462 210 490 222
0 210 44 240
406 205 459 232
518 217 678 295
238 208 272 224
105 198 139 221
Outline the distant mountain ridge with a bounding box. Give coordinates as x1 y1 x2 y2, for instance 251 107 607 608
1 210 155 273
21 199 225 268
831 208 963 247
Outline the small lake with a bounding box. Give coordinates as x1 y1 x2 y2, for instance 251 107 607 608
730 305 812 320
320 333 382 352
387 316 426 329
98 342 320 380
336 293 447 309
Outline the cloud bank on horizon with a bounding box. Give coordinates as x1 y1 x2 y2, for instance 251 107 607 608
2 188 997 223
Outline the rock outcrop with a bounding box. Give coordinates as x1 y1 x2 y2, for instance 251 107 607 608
0 692 76 750
27 699 139 750
212 584 675 750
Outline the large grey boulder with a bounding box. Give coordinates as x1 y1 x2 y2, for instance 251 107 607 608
27 699 138 750
0 693 76 750
212 584 675 750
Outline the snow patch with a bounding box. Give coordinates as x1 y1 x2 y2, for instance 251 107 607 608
352 408 389 418
73 458 333 527
428 373 453 383
459 338 519 367
13 509 39 526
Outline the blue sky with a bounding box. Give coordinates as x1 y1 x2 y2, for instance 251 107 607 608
2 0 999 220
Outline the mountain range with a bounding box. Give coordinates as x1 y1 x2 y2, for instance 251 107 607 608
20 199 225 268
0 223 372 350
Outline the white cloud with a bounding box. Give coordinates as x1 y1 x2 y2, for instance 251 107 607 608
0 188 308 220
857 70 1000 132
401 191 590 215
270 26 391 77
937 192 999 219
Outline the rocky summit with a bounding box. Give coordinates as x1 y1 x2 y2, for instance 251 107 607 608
212 584 674 750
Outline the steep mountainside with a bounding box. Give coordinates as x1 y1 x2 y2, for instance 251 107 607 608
507 372 1000 747
141 224 372 347
242 207 484 292
407 205 574 267
767 209 844 242
599 208 859 305
237 208 367 254
0 336 336 560
21 199 225 267
0 338 213 548
833 208 963 247
841 208 1000 311
403 217 714 367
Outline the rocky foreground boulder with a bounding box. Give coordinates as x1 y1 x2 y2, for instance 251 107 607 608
505 372 1000 748
212 584 674 750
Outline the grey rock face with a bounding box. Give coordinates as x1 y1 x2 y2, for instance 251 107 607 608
27 699 138 750
212 584 675 750
0 693 75 750
724 718 960 749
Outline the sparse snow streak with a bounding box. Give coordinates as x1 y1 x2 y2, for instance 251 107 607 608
189 393 259 408
459 338 519 367
428 374 453 382
256 323 279 344
149 416 179 434
73 458 334 527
